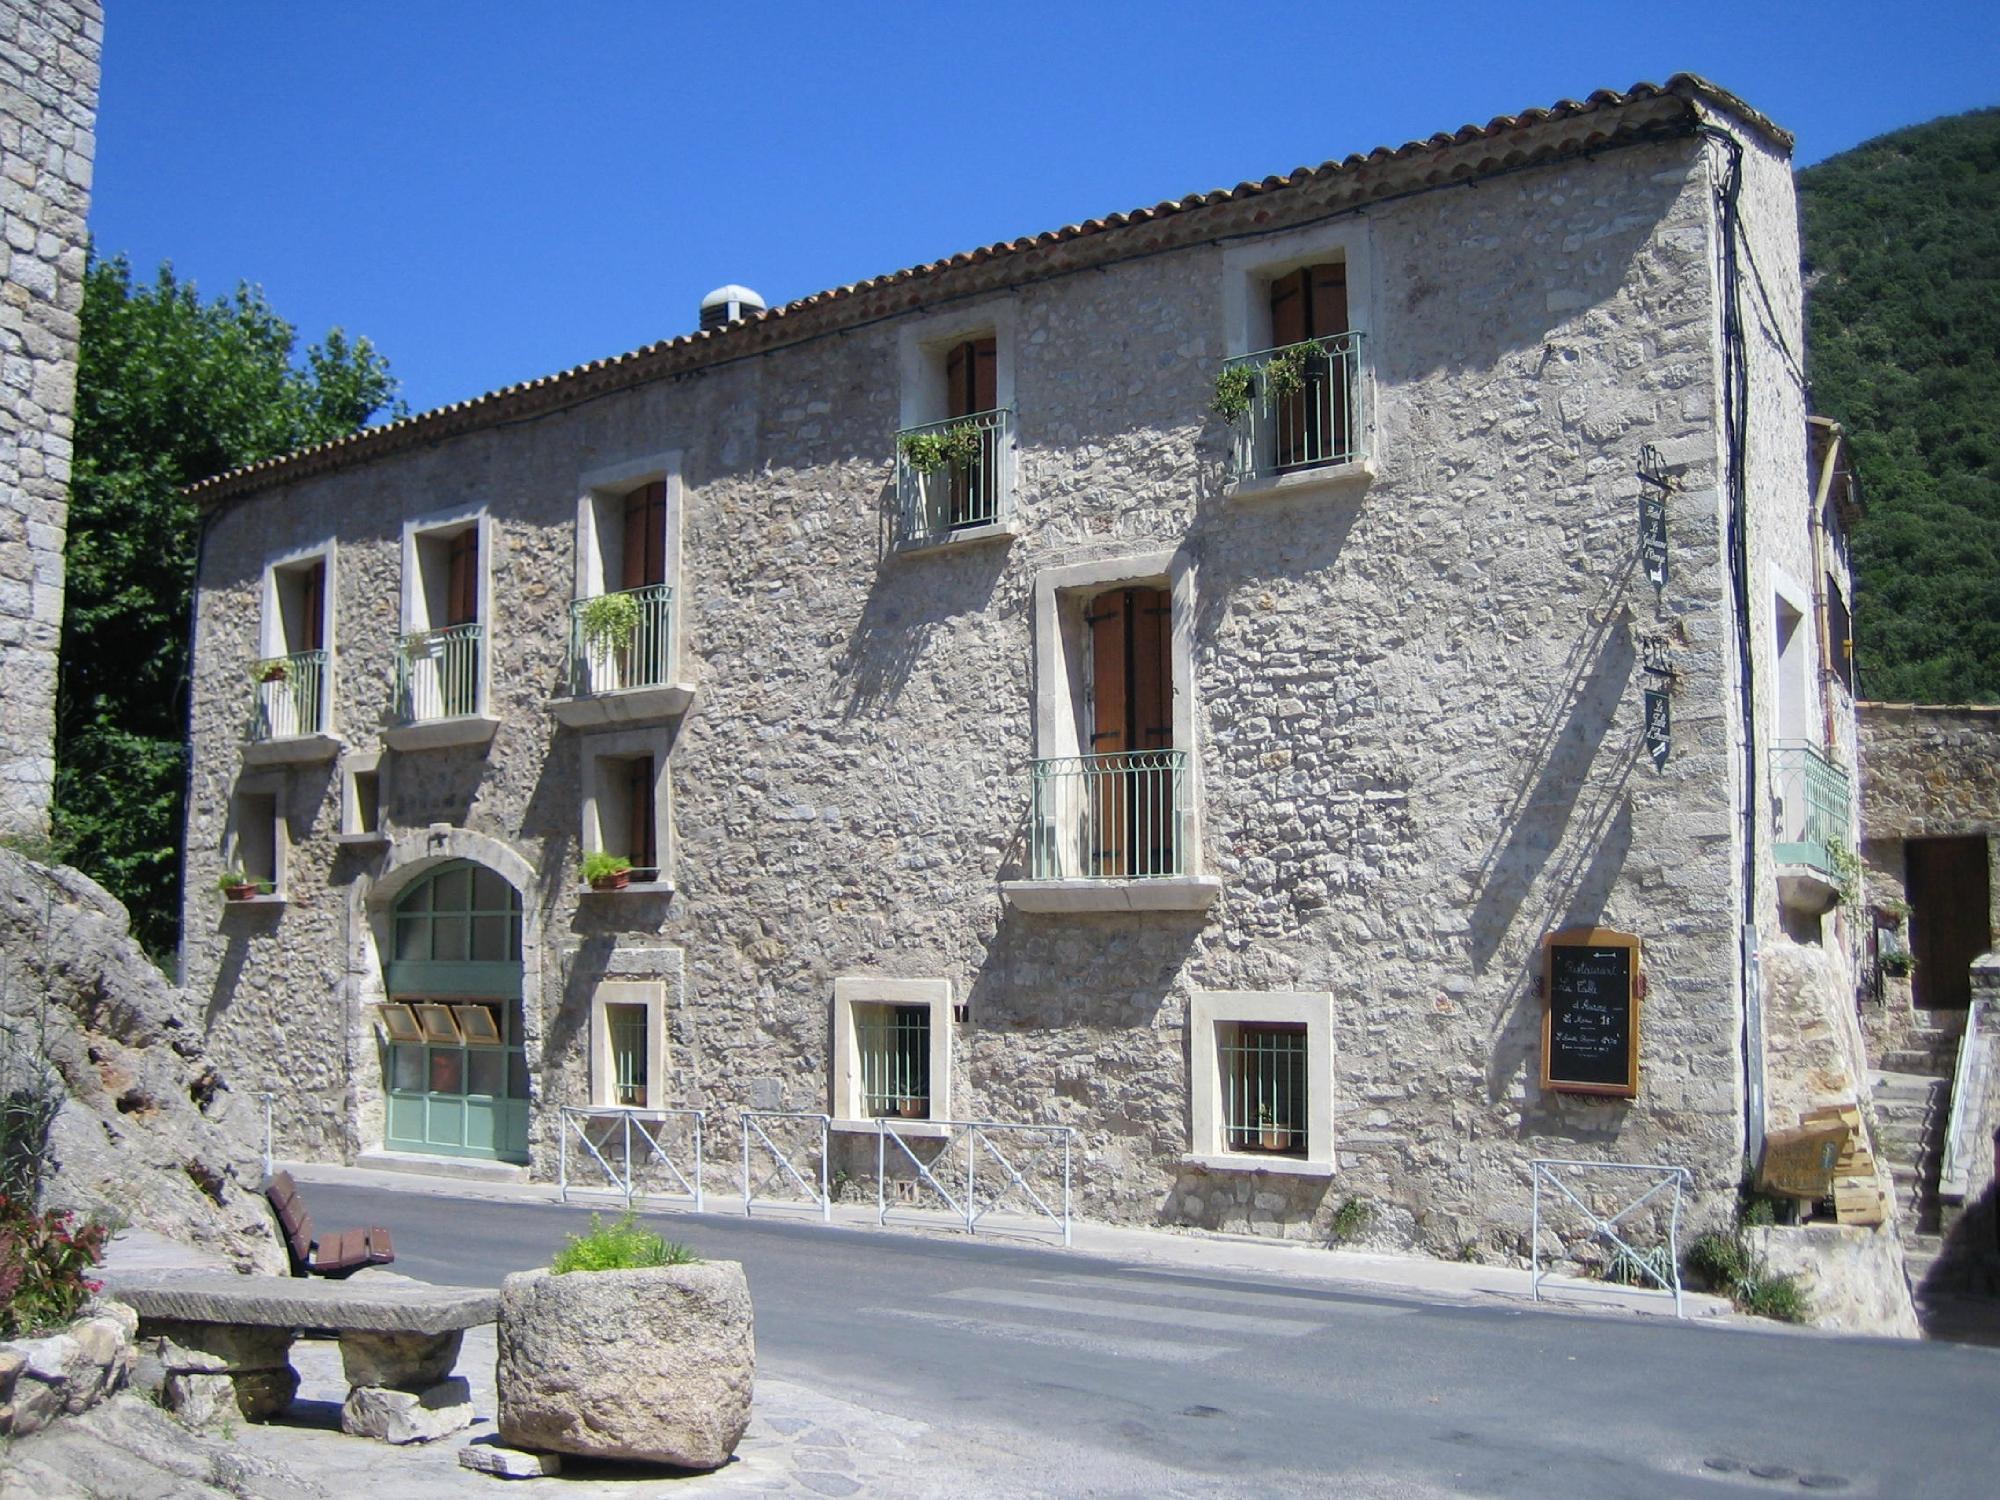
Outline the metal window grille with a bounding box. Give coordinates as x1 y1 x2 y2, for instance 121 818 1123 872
894 407 1015 546
1029 750 1188 880
567 583 674 696
395 623 482 721
247 649 330 741
1221 1023 1307 1156
1222 332 1364 480
857 1004 930 1119
607 1002 648 1107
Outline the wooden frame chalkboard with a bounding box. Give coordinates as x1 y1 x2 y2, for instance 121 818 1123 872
1539 927 1641 1098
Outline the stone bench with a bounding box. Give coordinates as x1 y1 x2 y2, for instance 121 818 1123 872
108 1270 496 1443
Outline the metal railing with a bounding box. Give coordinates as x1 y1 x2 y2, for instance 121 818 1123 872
394 622 483 722
1221 1026 1307 1157
894 406 1014 546
1769 741 1852 876
1530 1158 1692 1317
1221 332 1364 480
1939 996 1996 1201
740 1110 831 1222
1029 750 1189 880
567 583 674 697
557 1105 704 1210
875 1118 1075 1246
247 650 329 741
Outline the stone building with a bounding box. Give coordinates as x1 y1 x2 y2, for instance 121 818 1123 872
0 0 100 838
178 75 1885 1273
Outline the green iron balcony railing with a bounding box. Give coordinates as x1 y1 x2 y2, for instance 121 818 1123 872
1220 332 1364 481
894 406 1014 546
394 623 482 723
1770 741 1852 877
567 583 674 698
247 649 329 741
1028 749 1189 881
857 1004 930 1119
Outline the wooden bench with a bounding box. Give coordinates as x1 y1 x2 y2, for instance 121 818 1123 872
266 1169 396 1278
108 1269 497 1440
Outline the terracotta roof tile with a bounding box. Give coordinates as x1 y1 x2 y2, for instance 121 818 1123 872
188 73 1788 505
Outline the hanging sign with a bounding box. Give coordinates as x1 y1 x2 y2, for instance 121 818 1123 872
1644 688 1671 772
1638 444 1670 589
1539 927 1642 1098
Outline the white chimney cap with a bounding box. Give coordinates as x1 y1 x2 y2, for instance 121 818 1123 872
699 285 767 329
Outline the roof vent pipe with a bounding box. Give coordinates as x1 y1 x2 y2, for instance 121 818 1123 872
699 284 766 331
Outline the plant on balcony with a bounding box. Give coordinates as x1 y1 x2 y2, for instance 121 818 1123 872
1210 364 1255 423
216 867 259 901
1260 338 1328 403
580 591 642 656
254 659 289 684
1826 836 1862 905
582 851 633 891
897 421 983 474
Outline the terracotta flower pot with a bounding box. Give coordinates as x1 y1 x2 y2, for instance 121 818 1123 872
590 869 632 892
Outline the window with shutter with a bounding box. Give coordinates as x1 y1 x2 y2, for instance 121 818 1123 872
620 482 667 591
1086 586 1175 877
942 337 1000 528
446 529 479 627
1268 264 1351 470
627 756 657 875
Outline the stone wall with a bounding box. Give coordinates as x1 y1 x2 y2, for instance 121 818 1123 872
183 109 1808 1257
0 1300 135 1438
0 0 99 837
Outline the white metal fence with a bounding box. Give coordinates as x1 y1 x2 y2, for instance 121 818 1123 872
557 1106 705 1210
740 1110 831 1222
874 1118 1076 1246
1530 1158 1692 1317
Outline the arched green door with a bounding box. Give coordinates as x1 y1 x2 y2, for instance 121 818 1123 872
381 861 529 1163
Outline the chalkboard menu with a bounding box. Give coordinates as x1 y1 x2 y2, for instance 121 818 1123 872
1539 927 1641 1098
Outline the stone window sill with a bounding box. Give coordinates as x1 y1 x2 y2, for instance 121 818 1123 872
1180 1152 1335 1180
831 1117 954 1140
1225 457 1375 504
575 881 675 898
893 517 1020 557
220 894 287 911
242 732 343 766
334 831 391 849
551 682 698 728
1000 876 1222 913
381 715 500 752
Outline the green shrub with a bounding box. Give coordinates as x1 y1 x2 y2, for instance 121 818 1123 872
550 1209 698 1274
579 590 642 654
580 852 632 886
1328 1198 1372 1244
0 1195 108 1336
897 422 983 474
1686 1228 1751 1292
1210 364 1255 422
1737 1269 1812 1324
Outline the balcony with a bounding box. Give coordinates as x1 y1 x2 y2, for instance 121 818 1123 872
385 623 497 751
1001 750 1220 913
1218 333 1371 499
552 583 695 728
1770 741 1853 911
893 407 1017 552
242 649 338 764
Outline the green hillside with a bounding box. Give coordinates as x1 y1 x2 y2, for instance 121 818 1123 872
1799 108 2000 703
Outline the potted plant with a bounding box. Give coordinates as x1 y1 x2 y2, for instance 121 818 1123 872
1256 1104 1288 1152
255 659 289 685
1880 950 1915 979
582 851 633 892
579 590 643 658
897 421 983 475
1260 338 1327 402
217 868 259 902
1210 363 1255 423
498 1210 753 1470
897 1095 927 1120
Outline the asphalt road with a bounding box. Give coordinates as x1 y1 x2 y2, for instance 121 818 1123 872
311 1181 2000 1498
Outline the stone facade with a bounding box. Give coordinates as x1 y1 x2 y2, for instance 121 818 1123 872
179 80 1873 1269
0 0 99 838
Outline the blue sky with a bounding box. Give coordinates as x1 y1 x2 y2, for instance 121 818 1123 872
90 1 2000 417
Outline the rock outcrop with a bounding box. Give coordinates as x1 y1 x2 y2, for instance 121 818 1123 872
497 1262 754 1469
0 849 283 1274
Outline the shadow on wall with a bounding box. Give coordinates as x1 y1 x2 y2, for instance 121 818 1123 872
831 483 1011 723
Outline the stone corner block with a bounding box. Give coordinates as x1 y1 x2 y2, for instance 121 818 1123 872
460 1442 564 1478
343 1375 474 1444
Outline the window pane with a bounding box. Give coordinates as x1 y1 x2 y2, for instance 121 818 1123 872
474 867 511 912
508 1051 529 1099
608 1003 648 1107
467 1049 504 1097
432 913 469 962
395 916 427 961
473 915 510 962
434 865 471 914
429 1049 464 1095
391 1045 424 1092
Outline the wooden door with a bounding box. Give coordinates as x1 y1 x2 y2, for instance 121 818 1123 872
627 756 657 876
1268 264 1350 469
1087 586 1174 876
944 336 998 526
1907 836 1992 1009
297 560 325 730
621 482 667 590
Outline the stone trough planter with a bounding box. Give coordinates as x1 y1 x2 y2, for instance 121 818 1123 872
497 1261 754 1469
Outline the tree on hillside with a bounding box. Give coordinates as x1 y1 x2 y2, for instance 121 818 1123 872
1799 108 2000 703
56 256 402 958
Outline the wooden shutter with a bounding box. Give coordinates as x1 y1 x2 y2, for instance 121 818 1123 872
628 756 657 874
945 337 996 419
1306 263 1348 339
1086 587 1176 877
1269 270 1307 347
299 561 325 651
446 530 478 626
1088 593 1131 877
1132 588 1172 749
621 482 666 590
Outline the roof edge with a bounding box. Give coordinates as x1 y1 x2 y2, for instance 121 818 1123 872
189 74 1779 508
